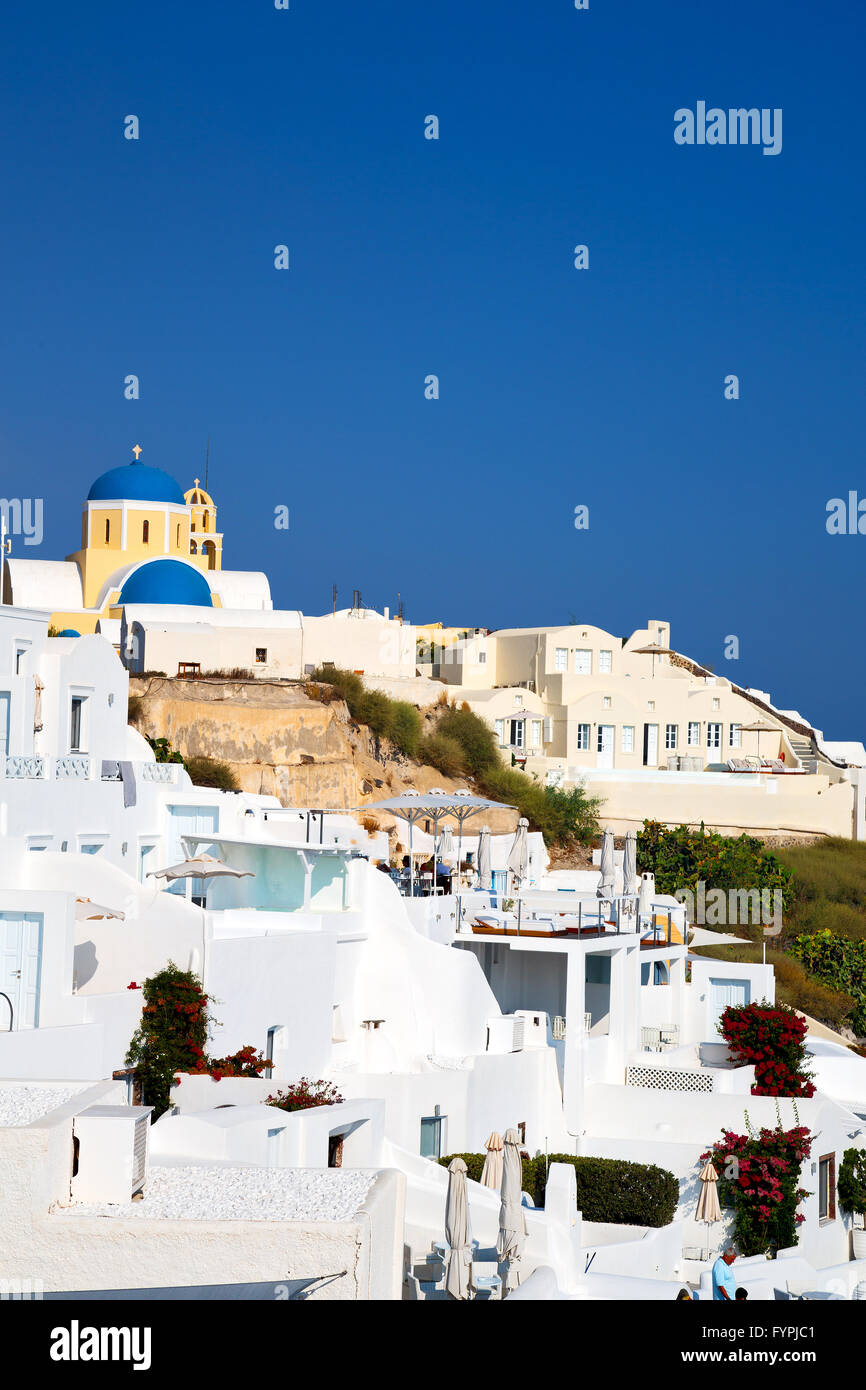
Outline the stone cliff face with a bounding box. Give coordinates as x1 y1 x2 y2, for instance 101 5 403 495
128 678 520 838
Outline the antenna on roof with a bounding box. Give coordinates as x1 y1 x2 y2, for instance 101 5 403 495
332 583 337 615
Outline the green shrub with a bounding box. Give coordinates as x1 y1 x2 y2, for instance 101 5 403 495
419 733 466 779
637 820 794 911
388 701 422 758
125 963 211 1119
438 1153 677 1226
146 735 185 765
436 708 499 775
789 929 866 1034
185 755 240 791
479 766 601 848
838 1147 866 1226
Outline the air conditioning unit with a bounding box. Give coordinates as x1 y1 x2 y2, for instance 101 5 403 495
486 1015 525 1053
72 1105 153 1204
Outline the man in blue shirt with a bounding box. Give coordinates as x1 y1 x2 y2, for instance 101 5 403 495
712 1245 738 1301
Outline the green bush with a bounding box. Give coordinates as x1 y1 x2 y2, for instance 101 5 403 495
185 755 240 792
419 732 466 779
789 929 866 1034
838 1147 866 1225
479 766 601 848
438 1153 678 1226
436 708 499 775
637 820 794 912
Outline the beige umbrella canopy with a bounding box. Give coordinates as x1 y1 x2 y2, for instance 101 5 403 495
633 643 674 677
740 718 779 763
497 1128 527 1292
696 1160 722 1260
148 853 254 882
75 897 125 922
444 1157 475 1300
480 1132 504 1190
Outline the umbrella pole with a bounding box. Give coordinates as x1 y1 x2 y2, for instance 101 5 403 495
409 819 414 898
433 816 438 899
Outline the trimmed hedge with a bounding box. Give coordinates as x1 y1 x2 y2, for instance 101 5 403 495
439 1152 678 1227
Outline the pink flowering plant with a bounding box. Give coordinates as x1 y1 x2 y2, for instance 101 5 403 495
701 1106 812 1257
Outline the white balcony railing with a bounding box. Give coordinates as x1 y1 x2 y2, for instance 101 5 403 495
55 754 92 779
5 755 46 779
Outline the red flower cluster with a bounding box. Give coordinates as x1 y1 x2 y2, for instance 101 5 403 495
720 1003 815 1098
266 1078 344 1113
182 1043 272 1083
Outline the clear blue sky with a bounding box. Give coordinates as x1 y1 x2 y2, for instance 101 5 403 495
2 1 864 738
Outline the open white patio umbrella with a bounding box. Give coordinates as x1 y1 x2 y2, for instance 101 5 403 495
598 826 615 900
507 817 529 891
497 1128 527 1292
696 1160 722 1261
444 1157 475 1300
480 1131 504 1190
477 825 492 892
74 897 125 922
353 792 514 898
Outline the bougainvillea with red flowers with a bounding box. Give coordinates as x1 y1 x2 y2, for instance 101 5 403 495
701 1109 812 1256
125 962 269 1116
266 1078 344 1113
719 1001 815 1098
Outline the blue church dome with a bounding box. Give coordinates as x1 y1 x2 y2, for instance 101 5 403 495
118 559 213 607
88 462 185 505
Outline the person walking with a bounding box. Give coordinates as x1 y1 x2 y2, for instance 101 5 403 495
712 1244 738 1301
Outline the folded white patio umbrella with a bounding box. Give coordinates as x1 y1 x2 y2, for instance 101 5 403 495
696 1159 722 1260
477 826 492 892
507 817 529 889
622 828 637 897
497 1128 527 1292
445 1157 475 1300
598 826 615 899
480 1131 504 1190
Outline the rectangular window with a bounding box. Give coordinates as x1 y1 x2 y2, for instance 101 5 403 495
621 725 635 754
509 719 524 748
712 697 720 710
602 695 611 709
730 724 742 747
707 722 722 750
255 648 267 663
494 719 504 746
818 1154 836 1221
530 720 541 748
477 650 487 664
69 696 85 752
688 722 700 747
576 724 591 751
554 647 567 671
599 650 612 673
543 716 552 744
15 645 29 674
665 724 678 750
574 649 591 675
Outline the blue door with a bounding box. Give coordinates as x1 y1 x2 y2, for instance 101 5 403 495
710 977 749 1031
0 913 43 1028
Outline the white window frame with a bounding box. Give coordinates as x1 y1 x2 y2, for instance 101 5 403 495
574 649 592 675
530 720 541 749
665 724 678 750
707 722 722 750
509 719 524 749
621 725 635 754
576 724 591 751
554 647 567 672
599 649 612 673
494 719 505 747
688 721 700 747
729 724 742 748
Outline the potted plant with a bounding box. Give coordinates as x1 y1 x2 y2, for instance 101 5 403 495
838 1147 866 1259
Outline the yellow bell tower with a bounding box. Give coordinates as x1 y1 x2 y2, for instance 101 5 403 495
185 479 223 571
